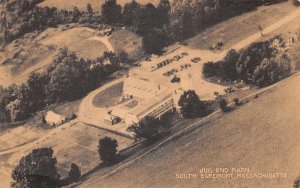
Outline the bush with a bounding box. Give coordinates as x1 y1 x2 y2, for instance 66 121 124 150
98 137 118 164
294 176 300 188
234 98 241 106
219 98 228 112
69 163 81 182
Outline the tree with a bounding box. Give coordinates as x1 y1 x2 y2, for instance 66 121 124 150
101 0 122 24
69 163 81 182
86 4 93 16
11 147 60 188
178 90 207 119
98 137 118 164
219 98 228 112
127 116 161 140
136 3 158 34
72 7 81 22
46 48 85 102
142 29 169 54
203 61 219 77
157 0 171 27
252 57 291 87
26 72 48 113
122 0 141 27
236 40 274 83
220 49 239 81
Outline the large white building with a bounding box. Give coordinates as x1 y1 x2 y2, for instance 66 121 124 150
109 69 176 126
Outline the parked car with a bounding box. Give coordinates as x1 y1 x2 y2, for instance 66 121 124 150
181 52 189 56
173 55 181 61
145 57 151 61
191 57 201 63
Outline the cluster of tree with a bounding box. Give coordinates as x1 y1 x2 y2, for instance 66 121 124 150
1 0 285 52
0 48 127 123
11 147 60 188
11 147 82 187
0 0 102 43
203 37 291 87
178 90 208 119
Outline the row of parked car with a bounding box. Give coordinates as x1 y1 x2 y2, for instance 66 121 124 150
151 52 189 72
163 63 192 77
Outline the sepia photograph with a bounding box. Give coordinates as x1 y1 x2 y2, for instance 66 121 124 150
0 0 300 187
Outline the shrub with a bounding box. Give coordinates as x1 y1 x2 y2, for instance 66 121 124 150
69 163 81 182
294 176 300 188
98 137 118 164
219 98 228 112
234 98 241 106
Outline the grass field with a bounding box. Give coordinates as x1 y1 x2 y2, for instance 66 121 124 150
38 0 160 11
109 29 144 60
80 73 300 188
186 1 296 51
92 82 124 108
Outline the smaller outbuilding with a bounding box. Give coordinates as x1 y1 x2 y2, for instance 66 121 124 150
45 111 66 127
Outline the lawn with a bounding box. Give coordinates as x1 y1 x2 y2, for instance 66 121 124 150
92 82 124 108
109 29 144 60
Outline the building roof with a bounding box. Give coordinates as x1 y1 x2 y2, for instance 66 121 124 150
130 88 173 119
111 107 128 119
45 111 66 125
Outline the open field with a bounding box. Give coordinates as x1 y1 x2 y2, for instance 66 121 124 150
0 122 133 187
80 71 300 188
38 0 160 11
186 1 296 51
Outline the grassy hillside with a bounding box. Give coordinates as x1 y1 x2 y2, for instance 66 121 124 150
38 0 160 11
109 29 144 60
0 25 141 87
80 73 300 188
186 1 296 50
